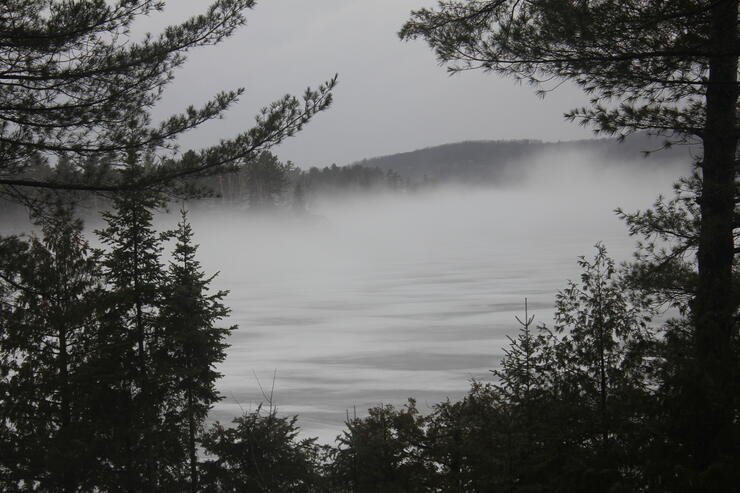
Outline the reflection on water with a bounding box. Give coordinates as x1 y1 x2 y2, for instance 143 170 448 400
175 158 681 442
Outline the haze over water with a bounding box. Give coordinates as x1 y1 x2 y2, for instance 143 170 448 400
173 153 685 443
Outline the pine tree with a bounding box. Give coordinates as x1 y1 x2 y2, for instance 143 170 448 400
159 208 233 493
618 177 740 489
401 3 738 481
617 173 702 314
0 1 336 193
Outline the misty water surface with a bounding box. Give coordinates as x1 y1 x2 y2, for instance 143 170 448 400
169 155 683 442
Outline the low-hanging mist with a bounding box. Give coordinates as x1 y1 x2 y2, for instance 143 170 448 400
158 151 687 442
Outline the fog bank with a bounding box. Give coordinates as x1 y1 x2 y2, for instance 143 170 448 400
162 152 686 442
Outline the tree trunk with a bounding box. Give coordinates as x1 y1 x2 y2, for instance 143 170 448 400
132 218 154 493
693 0 738 484
58 321 76 493
188 384 198 493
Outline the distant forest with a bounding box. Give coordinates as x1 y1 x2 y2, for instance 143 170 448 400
354 133 692 184
1 133 691 219
0 151 404 218
194 152 405 210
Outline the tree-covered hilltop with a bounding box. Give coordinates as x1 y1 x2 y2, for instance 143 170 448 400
108 135 696 212
0 134 691 219
0 151 406 217
353 133 692 184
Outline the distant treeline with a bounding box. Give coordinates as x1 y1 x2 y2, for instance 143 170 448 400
0 151 407 218
195 152 406 210
1 135 692 220
354 133 693 184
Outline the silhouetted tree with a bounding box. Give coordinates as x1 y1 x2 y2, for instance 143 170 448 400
200 405 324 493
0 1 335 194
488 301 562 491
420 250 661 492
0 181 246 491
618 174 703 313
0 205 103 492
401 4 738 483
618 177 740 489
95 157 169 492
159 209 234 493
424 383 508 492
329 400 429 493
545 245 657 491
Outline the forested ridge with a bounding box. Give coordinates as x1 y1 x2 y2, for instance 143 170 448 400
0 1 738 492
353 133 692 184
0 134 689 217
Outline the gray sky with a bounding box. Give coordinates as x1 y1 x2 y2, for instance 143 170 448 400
146 0 596 168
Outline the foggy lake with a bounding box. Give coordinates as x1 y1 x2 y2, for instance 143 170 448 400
163 154 685 443
3 1 731 488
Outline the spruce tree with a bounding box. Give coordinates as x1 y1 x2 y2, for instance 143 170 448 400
490 301 560 491
0 205 104 492
96 158 169 492
200 405 324 493
159 208 233 493
329 400 429 493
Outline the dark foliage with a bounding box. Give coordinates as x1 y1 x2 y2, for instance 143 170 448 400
0 206 104 492
159 209 234 492
328 400 429 493
401 2 738 486
0 0 335 195
200 405 325 493
0 187 232 491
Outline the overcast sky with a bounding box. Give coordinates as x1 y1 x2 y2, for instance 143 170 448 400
144 0 596 168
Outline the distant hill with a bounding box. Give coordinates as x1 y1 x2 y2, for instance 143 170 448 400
349 133 694 184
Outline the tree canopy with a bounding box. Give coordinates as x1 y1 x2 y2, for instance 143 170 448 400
401 2 739 485
400 0 735 139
